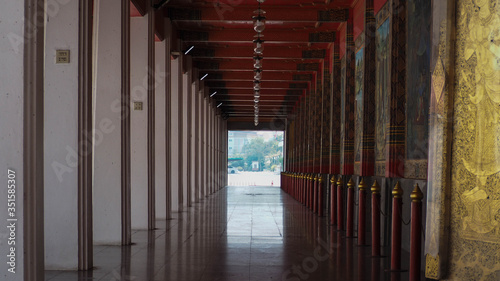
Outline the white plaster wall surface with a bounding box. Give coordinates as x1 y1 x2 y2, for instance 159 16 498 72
93 0 123 245
182 73 189 208
155 41 167 219
43 0 79 270
191 83 197 203
130 15 149 230
0 2 25 280
170 58 180 211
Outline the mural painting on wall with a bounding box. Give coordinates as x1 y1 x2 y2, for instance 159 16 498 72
375 18 390 164
406 0 431 161
438 0 500 278
354 47 364 164
340 56 346 169
453 0 500 246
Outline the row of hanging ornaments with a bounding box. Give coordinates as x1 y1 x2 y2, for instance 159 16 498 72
253 0 265 126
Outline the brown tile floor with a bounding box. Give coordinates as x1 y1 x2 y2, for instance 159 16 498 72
45 186 421 281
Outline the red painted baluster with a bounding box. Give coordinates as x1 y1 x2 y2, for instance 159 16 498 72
309 175 313 210
318 175 324 217
346 178 355 238
391 181 403 271
357 178 367 245
312 175 318 214
410 184 423 281
337 177 344 231
330 176 337 225
371 180 381 256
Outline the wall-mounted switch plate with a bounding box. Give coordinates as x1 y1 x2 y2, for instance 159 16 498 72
56 50 70 64
134 102 143 111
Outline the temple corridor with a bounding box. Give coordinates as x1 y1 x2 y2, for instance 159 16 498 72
45 186 416 281
1 0 499 280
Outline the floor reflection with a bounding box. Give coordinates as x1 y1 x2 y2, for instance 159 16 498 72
45 186 420 281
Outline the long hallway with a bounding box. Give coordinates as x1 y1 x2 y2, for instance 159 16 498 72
45 186 414 281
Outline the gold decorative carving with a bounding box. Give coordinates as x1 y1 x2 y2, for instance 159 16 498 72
454 0 500 243
443 0 500 279
425 254 440 279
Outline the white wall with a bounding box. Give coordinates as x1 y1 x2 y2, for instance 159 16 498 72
170 58 180 211
200 93 206 199
43 0 79 269
191 82 197 203
0 2 25 280
93 0 123 245
155 41 167 219
130 15 149 230
204 99 210 196
182 72 189 208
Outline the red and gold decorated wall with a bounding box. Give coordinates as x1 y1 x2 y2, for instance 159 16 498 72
353 0 366 41
405 0 432 180
374 0 388 15
374 2 390 177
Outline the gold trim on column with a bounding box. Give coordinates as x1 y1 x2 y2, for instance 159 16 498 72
121 0 132 245
78 0 94 270
24 0 45 279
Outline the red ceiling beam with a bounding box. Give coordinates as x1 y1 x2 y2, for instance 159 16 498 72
205 81 309 90
196 60 321 72
189 47 327 60
204 71 315 82
211 89 305 96
227 104 295 107
218 96 299 102
167 7 349 23
180 29 335 44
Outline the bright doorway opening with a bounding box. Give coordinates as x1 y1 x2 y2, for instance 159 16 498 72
227 131 284 187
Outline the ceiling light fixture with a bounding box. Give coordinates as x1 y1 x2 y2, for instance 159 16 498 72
210 91 218 97
217 102 223 108
253 80 261 91
254 69 262 80
252 0 266 126
200 74 208 80
184 46 195 55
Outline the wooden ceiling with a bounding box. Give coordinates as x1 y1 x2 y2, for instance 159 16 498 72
164 0 354 123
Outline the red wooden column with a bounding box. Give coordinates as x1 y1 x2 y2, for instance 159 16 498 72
410 184 423 281
336 177 344 230
371 180 381 256
391 181 403 271
330 176 337 225
357 178 367 245
346 178 355 237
